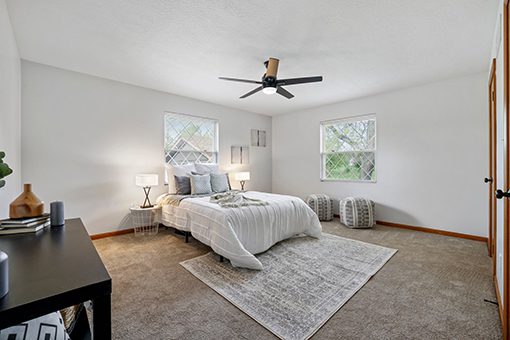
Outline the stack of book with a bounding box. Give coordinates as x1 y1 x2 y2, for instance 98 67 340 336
0 214 50 235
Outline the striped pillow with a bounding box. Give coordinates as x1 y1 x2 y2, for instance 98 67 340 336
190 174 212 195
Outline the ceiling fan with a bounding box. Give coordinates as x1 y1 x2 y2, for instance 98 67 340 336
219 57 323 99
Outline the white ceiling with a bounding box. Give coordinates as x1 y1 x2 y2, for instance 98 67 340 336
6 0 499 116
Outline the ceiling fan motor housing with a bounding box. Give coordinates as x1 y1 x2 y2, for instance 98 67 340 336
262 76 277 89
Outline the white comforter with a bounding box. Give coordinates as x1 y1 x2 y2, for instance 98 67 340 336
176 191 322 270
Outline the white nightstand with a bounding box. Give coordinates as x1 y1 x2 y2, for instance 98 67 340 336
129 205 161 236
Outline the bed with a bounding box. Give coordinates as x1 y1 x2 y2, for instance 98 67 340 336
158 191 322 270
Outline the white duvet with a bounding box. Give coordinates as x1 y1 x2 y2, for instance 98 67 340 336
172 191 322 270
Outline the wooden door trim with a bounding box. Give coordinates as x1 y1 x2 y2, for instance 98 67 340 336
504 1 509 338
490 58 497 260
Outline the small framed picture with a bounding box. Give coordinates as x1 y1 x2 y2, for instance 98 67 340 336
231 146 249 164
251 129 266 147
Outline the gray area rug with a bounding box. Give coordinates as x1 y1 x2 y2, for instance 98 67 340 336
181 233 397 340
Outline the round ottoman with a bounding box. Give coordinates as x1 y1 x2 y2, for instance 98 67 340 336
306 194 333 221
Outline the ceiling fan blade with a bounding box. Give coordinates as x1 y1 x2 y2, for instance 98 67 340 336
277 76 323 86
276 86 294 99
240 86 263 99
219 77 262 85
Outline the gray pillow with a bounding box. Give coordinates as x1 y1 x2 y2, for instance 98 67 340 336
190 174 212 195
210 173 230 193
174 175 191 195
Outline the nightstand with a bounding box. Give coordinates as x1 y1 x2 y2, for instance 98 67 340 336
129 205 161 236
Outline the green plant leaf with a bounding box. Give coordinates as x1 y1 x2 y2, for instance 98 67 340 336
0 163 13 178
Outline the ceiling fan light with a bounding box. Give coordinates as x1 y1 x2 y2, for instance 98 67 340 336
262 86 277 95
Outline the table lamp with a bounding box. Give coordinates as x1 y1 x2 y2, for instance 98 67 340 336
234 172 250 191
135 174 158 208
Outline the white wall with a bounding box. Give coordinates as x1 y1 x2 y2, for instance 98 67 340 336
273 72 488 237
0 0 21 218
21 61 272 234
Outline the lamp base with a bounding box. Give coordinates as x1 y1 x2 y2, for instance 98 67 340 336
141 186 153 208
240 180 246 191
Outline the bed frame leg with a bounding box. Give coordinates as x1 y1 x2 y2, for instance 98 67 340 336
219 255 224 262
185 232 190 243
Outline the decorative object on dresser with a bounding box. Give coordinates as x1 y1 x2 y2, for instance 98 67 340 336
0 214 50 235
50 201 65 227
234 172 250 191
9 184 44 219
130 205 161 236
306 194 333 221
339 197 375 228
135 174 158 208
231 145 249 164
0 151 13 188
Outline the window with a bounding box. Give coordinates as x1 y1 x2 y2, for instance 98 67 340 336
164 112 219 165
320 115 376 182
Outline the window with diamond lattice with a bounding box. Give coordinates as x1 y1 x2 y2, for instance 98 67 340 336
164 113 218 165
320 115 376 181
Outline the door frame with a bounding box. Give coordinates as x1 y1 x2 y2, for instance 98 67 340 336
490 58 497 265
503 1 510 338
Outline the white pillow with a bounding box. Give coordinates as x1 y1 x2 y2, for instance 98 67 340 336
194 163 219 174
165 163 196 194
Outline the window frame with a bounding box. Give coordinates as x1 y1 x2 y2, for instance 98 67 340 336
320 113 377 183
163 111 219 166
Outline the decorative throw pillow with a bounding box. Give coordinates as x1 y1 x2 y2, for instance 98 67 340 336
194 163 219 174
210 173 231 193
0 311 70 340
165 163 196 193
174 175 191 195
190 174 212 195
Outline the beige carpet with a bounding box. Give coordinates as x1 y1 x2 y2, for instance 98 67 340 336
93 221 502 339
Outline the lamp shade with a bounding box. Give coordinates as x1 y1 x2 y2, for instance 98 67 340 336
234 172 250 181
135 174 158 187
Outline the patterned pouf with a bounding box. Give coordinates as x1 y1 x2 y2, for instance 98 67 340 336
306 194 333 221
339 197 375 228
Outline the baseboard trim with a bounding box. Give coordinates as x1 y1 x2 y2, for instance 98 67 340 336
376 220 487 243
90 228 134 240
91 220 487 243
